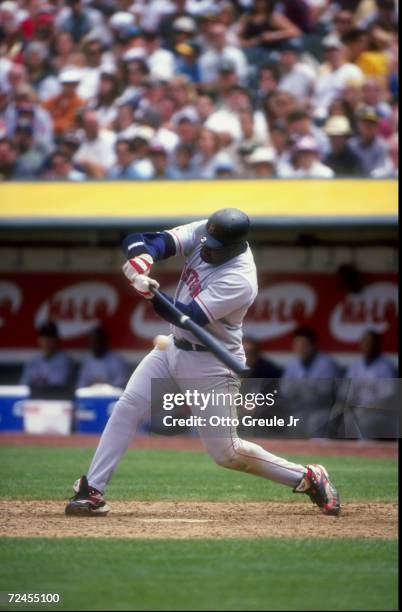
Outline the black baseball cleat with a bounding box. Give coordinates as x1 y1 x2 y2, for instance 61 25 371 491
65 475 110 516
294 464 340 516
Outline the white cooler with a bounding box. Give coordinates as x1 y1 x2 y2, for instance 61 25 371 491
23 400 74 435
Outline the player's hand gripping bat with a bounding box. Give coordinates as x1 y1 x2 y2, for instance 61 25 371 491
133 274 250 377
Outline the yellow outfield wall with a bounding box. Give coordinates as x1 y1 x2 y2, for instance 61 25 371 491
0 179 397 221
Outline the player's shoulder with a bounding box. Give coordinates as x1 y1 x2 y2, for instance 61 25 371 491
236 244 257 275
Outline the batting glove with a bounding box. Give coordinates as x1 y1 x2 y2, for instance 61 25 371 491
122 254 153 284
133 274 160 299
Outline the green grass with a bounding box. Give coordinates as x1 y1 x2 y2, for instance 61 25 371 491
0 446 397 502
0 538 397 611
0 446 397 611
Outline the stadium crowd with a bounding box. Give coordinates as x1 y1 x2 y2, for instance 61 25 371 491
0 0 398 181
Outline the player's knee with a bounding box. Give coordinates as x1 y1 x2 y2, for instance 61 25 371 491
210 444 246 471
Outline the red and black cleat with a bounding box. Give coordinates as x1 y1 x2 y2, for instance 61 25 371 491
65 475 110 517
294 464 340 516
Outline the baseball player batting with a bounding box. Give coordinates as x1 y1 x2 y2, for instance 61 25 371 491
65 208 340 517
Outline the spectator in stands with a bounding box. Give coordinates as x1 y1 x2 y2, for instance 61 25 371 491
238 0 301 59
118 57 149 107
42 67 85 136
174 41 201 83
57 0 98 44
245 146 277 178
43 149 86 181
12 122 46 178
277 39 316 101
159 2 195 50
73 108 116 177
286 109 329 156
278 136 334 178
199 22 248 87
361 77 393 119
254 62 280 106
77 36 113 101
145 30 175 82
371 132 398 178
260 89 298 134
5 85 54 152
313 34 363 116
107 138 142 179
23 41 59 102
192 128 229 179
77 326 128 389
168 143 196 179
52 31 76 72
327 97 357 131
213 59 242 99
237 107 267 153
20 322 75 390
0 0 397 183
90 70 120 128
149 142 170 178
0 1 24 63
342 27 370 66
0 137 17 180
324 115 363 176
332 10 355 38
269 121 290 168
349 105 388 175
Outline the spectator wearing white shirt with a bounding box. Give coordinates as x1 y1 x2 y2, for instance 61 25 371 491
278 39 316 101
314 34 363 115
278 135 334 178
144 30 175 81
77 37 115 101
77 326 128 390
199 22 249 87
206 85 267 145
74 109 117 177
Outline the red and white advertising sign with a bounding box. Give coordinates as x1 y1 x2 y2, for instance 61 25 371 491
0 271 398 353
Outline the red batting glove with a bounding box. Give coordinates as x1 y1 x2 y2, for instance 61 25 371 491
122 254 153 284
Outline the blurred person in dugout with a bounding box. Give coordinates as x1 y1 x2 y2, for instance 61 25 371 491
76 326 129 390
335 330 398 440
280 327 341 438
241 337 283 437
20 322 75 395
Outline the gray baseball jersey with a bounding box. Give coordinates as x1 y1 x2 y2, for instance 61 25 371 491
167 220 258 359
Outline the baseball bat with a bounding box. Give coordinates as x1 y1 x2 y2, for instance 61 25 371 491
153 289 250 377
